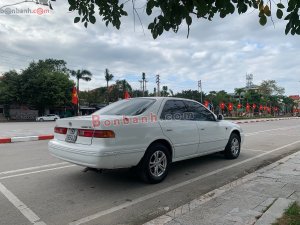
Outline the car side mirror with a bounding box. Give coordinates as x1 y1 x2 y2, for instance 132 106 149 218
217 114 224 120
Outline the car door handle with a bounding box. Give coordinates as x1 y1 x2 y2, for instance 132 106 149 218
166 129 173 131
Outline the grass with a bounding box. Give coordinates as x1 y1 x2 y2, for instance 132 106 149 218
272 202 300 225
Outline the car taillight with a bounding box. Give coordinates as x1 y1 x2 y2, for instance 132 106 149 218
54 127 67 134
78 129 115 138
78 129 93 137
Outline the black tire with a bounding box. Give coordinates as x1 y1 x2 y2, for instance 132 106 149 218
54 118 57 121
138 143 171 184
224 133 241 159
39 118 44 122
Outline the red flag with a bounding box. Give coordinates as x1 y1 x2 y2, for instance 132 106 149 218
246 103 250 112
259 105 263 111
124 91 131 99
72 86 78 105
228 103 233 111
219 102 225 110
237 103 242 109
253 103 256 109
204 100 209 108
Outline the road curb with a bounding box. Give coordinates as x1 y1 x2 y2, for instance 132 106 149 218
0 135 54 144
233 117 300 124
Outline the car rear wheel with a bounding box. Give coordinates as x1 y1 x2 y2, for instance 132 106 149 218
39 118 44 122
138 143 170 184
224 133 240 159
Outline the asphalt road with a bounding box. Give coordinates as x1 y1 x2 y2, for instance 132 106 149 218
0 120 300 225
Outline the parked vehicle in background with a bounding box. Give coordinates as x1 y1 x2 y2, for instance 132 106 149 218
48 97 244 183
36 114 60 122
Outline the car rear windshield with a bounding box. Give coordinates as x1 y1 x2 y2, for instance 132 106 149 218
93 98 156 116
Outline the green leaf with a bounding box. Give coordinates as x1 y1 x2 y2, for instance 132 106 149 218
220 10 226 18
277 3 285 9
146 7 152 15
68 0 76 6
285 22 291 34
276 9 283 19
259 15 267 26
264 5 271 16
74 17 80 23
186 16 192 25
89 15 96 24
157 25 163 35
148 22 154 29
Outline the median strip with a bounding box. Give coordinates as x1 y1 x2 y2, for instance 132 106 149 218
0 135 54 144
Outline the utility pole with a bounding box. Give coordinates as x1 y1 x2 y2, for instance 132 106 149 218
139 73 148 97
198 80 203 103
156 74 160 97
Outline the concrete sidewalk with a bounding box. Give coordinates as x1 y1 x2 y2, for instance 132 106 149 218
145 150 300 225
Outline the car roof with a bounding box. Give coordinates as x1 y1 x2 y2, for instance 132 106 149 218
134 96 201 103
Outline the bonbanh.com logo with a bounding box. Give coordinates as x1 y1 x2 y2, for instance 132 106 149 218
0 7 50 15
0 0 51 16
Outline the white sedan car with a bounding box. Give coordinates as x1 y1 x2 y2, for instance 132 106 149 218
36 114 60 122
49 97 244 183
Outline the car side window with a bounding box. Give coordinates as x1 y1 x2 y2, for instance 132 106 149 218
184 101 215 121
160 100 188 120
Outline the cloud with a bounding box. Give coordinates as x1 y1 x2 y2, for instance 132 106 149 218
0 0 299 96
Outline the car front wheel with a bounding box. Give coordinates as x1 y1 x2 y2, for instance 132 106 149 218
39 118 44 122
224 133 241 159
138 143 170 184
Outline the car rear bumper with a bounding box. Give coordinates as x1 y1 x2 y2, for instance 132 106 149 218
48 139 144 169
48 140 116 169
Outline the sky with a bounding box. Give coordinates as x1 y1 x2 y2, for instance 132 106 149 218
0 0 299 96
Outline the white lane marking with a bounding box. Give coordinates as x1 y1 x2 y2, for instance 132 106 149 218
0 165 75 180
245 125 300 136
244 149 268 152
69 140 300 225
0 182 47 225
0 162 68 176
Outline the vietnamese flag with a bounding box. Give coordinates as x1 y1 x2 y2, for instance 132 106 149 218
228 103 233 111
237 103 241 109
204 100 209 108
71 86 78 105
246 103 250 112
124 91 131 99
259 105 263 111
220 102 225 110
253 103 256 109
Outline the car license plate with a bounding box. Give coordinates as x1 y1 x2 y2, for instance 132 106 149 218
65 128 78 143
